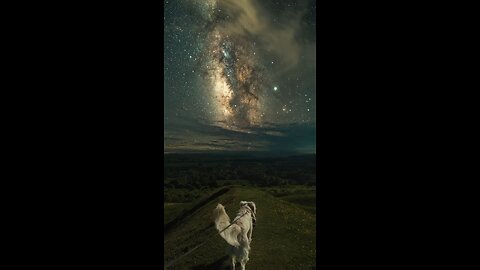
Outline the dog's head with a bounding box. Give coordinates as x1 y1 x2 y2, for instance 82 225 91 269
240 201 256 227
240 201 256 215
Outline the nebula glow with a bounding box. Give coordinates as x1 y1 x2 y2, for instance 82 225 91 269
204 27 265 130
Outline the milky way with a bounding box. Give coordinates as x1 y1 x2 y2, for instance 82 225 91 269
205 31 266 129
192 0 269 131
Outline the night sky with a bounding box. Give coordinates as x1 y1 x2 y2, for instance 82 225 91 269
164 0 316 154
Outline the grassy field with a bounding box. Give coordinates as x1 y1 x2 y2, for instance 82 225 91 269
164 203 191 225
164 186 316 269
260 186 316 214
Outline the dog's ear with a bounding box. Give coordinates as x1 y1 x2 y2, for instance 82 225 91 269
240 201 247 206
247 202 256 214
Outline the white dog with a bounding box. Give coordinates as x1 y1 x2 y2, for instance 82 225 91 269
213 201 257 270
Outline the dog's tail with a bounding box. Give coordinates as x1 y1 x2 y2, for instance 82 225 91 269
213 204 241 247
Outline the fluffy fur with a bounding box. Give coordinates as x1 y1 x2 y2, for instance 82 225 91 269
213 201 257 270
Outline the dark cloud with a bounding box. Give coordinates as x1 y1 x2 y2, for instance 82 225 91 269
164 117 315 154
215 0 314 71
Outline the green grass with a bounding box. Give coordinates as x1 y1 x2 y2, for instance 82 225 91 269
216 179 250 186
279 193 316 214
164 188 218 203
164 186 316 269
164 203 190 225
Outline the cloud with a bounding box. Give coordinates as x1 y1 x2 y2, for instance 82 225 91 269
215 0 311 71
164 117 315 154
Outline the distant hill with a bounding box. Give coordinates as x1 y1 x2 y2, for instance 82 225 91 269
164 153 316 187
164 186 316 269
164 153 316 167
164 152 316 162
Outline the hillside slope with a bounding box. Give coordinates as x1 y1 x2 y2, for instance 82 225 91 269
164 186 316 269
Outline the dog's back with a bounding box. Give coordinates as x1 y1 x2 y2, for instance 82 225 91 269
213 202 256 270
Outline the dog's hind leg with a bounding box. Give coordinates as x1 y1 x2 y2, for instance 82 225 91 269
231 256 236 270
240 260 246 270
239 238 249 270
